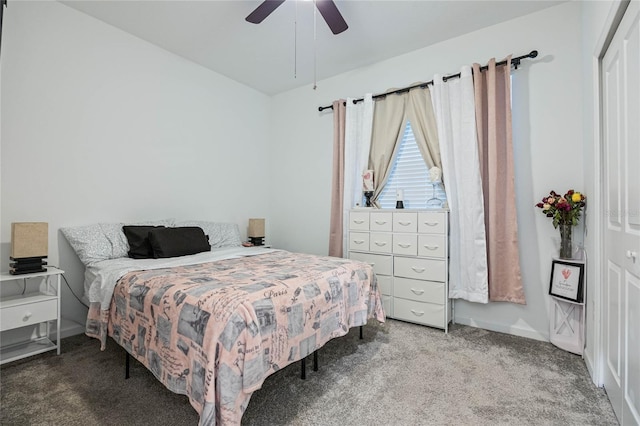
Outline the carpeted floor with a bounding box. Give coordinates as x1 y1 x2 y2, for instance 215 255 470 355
0 320 617 425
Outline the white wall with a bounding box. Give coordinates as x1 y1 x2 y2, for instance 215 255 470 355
0 1 272 335
271 1 585 340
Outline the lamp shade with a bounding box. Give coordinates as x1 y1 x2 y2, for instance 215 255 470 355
11 222 48 259
248 218 265 238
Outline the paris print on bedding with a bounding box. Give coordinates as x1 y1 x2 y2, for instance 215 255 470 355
85 248 385 425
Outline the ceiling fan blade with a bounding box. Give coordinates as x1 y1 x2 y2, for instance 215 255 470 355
246 0 286 24
315 0 348 35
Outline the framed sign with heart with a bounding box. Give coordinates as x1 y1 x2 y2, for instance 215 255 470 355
549 260 585 303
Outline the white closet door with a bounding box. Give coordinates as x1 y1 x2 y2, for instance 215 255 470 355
602 1 640 424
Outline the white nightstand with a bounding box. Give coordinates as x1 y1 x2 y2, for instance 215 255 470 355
0 267 63 364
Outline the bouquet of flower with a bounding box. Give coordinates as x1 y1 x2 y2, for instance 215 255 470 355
536 189 586 228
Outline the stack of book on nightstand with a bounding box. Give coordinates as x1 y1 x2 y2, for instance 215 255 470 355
10 257 47 275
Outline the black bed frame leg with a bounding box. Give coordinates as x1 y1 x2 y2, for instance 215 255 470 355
301 351 319 379
359 325 363 340
125 352 130 379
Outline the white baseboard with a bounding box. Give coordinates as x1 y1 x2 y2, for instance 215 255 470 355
454 316 549 342
583 348 602 387
51 318 85 340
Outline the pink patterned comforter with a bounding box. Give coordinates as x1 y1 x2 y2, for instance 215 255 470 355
86 250 385 425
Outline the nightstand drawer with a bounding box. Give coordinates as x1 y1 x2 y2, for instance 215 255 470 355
0 299 57 332
349 252 392 276
370 212 393 232
393 277 444 305
393 234 417 256
349 232 370 251
393 212 418 233
370 233 392 254
394 256 446 282
393 298 444 328
418 212 446 234
417 234 446 258
349 211 370 230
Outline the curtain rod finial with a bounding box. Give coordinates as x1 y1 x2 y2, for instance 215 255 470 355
530 50 538 58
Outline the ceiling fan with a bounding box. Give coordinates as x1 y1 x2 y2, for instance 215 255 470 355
246 0 348 35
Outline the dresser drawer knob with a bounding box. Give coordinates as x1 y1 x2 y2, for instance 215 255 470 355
23 312 33 321
411 267 426 273
375 220 387 225
398 243 412 248
410 309 425 316
374 241 387 246
353 220 365 224
353 240 365 245
411 288 425 295
398 221 412 226
423 245 439 250
424 222 439 226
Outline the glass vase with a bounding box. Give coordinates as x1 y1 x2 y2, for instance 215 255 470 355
559 224 573 259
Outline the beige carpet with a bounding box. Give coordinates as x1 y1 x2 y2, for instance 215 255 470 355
0 320 617 425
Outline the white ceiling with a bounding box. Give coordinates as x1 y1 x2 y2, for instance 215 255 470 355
62 0 564 95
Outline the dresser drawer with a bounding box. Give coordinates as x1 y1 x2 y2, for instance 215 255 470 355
393 212 418 233
370 233 392 253
393 234 417 256
377 275 392 296
349 232 370 251
0 299 57 332
393 277 444 305
349 211 370 230
394 256 446 282
418 212 446 234
349 252 392 276
370 212 393 232
393 298 444 328
417 234 446 258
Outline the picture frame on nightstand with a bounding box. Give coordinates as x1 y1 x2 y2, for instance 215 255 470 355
549 260 584 303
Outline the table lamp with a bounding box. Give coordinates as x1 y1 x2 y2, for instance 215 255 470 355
427 167 443 208
10 222 48 274
248 218 265 246
363 170 374 207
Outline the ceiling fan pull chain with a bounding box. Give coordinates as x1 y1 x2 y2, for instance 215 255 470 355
313 0 317 90
294 0 298 79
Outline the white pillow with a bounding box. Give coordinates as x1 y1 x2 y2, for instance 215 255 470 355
176 221 241 248
61 224 114 266
61 219 175 265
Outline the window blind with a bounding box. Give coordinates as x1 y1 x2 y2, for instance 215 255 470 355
378 121 447 209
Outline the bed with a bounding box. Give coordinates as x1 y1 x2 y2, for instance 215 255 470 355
62 221 385 425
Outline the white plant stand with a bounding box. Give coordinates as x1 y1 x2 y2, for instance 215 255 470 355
550 296 584 355
549 257 586 356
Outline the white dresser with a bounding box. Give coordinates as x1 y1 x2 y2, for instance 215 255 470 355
348 209 451 332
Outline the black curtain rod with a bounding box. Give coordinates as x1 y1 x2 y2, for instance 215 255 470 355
318 49 538 112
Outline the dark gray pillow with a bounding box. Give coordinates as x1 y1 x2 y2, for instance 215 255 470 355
122 226 165 259
148 227 210 259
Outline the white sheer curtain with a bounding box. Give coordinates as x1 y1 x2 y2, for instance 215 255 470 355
342 94 374 253
431 67 489 303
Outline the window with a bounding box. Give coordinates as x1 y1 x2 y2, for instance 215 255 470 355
378 121 447 209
